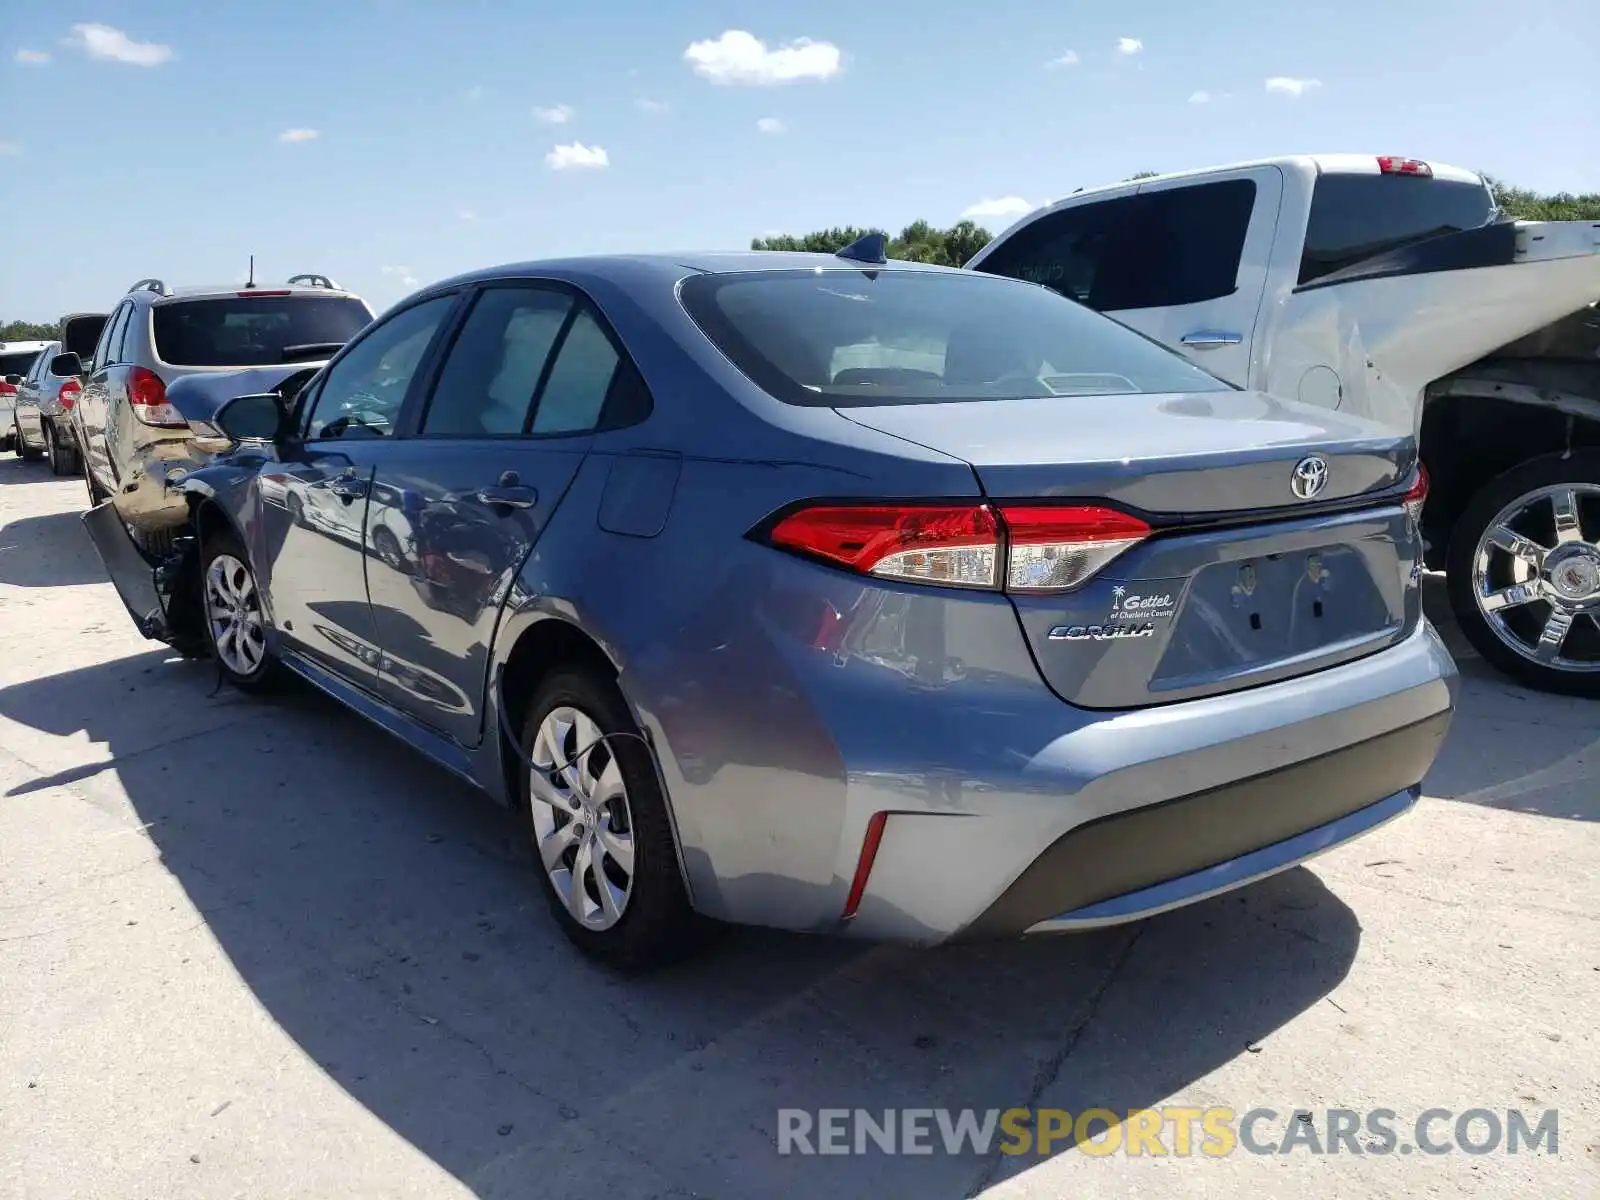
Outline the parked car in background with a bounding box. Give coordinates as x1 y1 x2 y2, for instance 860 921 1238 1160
53 275 373 551
967 154 1600 695
84 246 1456 972
12 335 101 474
1 339 52 452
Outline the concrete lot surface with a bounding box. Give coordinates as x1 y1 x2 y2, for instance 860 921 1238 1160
1 457 1596 1199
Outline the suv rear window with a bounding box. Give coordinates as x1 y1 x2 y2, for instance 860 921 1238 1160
1299 175 1496 285
0 351 42 378
679 268 1232 408
152 295 372 367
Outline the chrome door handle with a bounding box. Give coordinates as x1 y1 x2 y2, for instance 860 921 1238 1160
1180 331 1242 349
327 472 368 499
475 485 538 510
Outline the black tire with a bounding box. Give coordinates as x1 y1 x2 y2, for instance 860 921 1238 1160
14 424 43 462
44 420 76 476
371 525 403 569
1446 450 1600 698
199 527 281 693
518 667 705 972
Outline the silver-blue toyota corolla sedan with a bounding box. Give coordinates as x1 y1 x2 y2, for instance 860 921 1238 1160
86 244 1458 972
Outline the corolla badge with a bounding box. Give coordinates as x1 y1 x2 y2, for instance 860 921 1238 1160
1291 455 1330 500
1048 623 1156 641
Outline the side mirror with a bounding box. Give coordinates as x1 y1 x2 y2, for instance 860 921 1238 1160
215 392 288 442
2 374 21 386
49 352 84 377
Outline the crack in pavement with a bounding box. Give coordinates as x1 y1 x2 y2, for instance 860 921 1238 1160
964 924 1145 1196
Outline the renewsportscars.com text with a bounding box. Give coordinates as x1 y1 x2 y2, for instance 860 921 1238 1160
776 1107 1559 1158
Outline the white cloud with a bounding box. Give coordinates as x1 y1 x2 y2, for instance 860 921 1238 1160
63 23 173 67
14 49 50 65
1265 76 1322 97
1047 50 1079 68
961 196 1034 221
684 30 841 86
0 141 22 157
546 142 609 170
756 117 787 135
457 208 477 221
277 128 319 143
1188 90 1212 104
532 104 575 125
381 265 420 288
635 97 669 114
1116 37 1143 56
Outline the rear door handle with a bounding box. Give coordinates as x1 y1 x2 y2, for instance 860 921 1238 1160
475 485 538 510
1180 331 1242 349
475 469 537 510
327 472 368 499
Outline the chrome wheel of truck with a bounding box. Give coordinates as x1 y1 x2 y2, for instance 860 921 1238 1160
1448 453 1600 697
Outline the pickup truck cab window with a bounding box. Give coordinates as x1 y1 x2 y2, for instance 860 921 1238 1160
1298 175 1497 284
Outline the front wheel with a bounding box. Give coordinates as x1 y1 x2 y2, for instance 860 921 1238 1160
1446 451 1600 698
519 668 705 972
200 530 279 692
14 424 43 462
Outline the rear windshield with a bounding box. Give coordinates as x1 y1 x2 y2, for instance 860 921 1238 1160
679 269 1233 407
0 351 42 378
1299 175 1497 285
152 295 372 367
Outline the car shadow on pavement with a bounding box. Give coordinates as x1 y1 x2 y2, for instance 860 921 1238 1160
0 510 108 587
0 652 1363 1198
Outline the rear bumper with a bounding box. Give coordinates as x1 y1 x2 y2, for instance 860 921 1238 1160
966 709 1445 938
826 620 1457 942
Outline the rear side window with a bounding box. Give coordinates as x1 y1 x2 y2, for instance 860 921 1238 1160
680 268 1232 408
976 180 1256 312
1298 175 1496 285
96 304 130 367
152 295 372 367
530 310 620 434
421 287 573 436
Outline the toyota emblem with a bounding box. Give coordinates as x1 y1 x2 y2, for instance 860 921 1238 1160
1291 455 1330 500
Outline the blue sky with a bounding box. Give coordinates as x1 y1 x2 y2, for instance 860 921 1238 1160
2 0 1595 319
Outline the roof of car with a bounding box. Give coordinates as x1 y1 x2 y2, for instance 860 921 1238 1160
0 340 54 353
421 251 968 296
136 283 367 303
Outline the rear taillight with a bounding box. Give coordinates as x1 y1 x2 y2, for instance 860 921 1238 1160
1376 156 1432 177
1000 505 1152 592
127 366 187 428
0 381 16 397
1403 463 1429 526
57 380 81 411
762 502 1150 593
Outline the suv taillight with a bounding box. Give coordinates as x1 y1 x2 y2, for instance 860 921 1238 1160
1403 463 1429 526
57 380 81 411
127 366 187 428
0 381 16 397
761 502 1152 594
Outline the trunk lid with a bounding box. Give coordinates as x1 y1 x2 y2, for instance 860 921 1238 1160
839 389 1422 708
60 313 108 363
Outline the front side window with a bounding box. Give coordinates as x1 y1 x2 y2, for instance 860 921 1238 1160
304 295 455 440
153 295 373 367
976 180 1256 312
421 287 573 436
96 304 130 367
680 268 1233 408
1299 175 1496 285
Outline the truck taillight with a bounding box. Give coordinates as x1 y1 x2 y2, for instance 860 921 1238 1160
1376 156 1432 177
1403 463 1429 526
760 502 1151 593
128 366 187 428
57 380 81 410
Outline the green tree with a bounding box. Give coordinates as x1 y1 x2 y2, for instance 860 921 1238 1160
0 320 57 341
1484 176 1600 221
751 220 994 267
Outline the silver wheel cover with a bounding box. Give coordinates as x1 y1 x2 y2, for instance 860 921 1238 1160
205 553 268 676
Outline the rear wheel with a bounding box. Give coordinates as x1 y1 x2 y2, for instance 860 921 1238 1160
43 420 77 476
519 668 704 972
1447 451 1600 698
200 529 279 692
